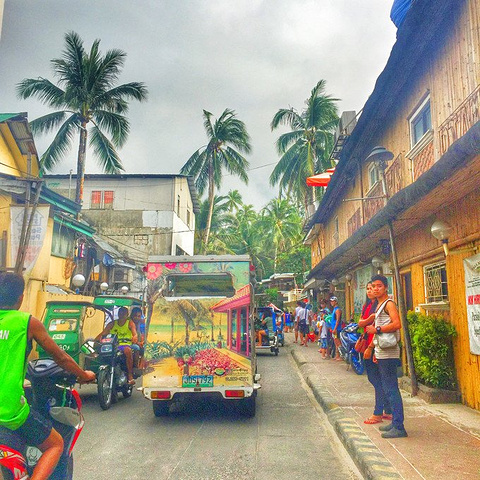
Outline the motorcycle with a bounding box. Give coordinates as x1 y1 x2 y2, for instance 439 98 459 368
0 358 85 480
338 322 365 375
93 334 135 410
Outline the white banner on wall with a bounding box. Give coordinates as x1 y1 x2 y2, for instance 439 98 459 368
464 253 480 355
353 264 374 314
10 206 50 274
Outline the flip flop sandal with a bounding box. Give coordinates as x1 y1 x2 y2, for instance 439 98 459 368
382 414 393 420
364 416 383 424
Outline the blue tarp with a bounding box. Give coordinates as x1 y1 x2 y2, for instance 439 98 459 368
390 0 413 28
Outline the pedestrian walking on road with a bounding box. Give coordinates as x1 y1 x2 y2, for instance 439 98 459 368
330 296 342 361
293 301 303 343
365 275 407 439
358 282 392 425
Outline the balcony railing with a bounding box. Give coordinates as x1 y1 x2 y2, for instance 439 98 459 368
347 208 361 236
438 83 480 156
364 182 385 223
385 153 404 196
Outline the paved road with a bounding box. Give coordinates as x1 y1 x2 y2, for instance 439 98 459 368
74 348 360 480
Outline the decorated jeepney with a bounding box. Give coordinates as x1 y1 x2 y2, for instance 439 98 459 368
142 255 259 417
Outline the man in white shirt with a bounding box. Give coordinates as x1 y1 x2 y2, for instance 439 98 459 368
293 301 304 344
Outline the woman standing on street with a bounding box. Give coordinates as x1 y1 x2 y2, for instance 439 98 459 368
365 275 407 439
358 282 392 425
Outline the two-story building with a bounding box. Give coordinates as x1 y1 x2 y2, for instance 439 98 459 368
305 0 480 410
44 174 200 262
0 113 97 316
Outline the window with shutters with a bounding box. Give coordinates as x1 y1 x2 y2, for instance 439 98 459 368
91 191 102 209
103 191 114 209
90 190 114 209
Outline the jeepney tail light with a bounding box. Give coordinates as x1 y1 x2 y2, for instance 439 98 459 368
151 391 171 399
225 390 245 398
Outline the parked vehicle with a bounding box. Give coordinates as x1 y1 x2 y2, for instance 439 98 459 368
142 255 260 417
256 306 281 354
338 322 365 375
92 334 134 410
0 358 85 480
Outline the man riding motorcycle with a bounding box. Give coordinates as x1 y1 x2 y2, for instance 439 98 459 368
0 273 96 480
96 306 138 385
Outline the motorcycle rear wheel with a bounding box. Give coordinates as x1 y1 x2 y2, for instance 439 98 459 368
98 368 113 410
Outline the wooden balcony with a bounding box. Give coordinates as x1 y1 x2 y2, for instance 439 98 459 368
385 153 405 196
347 208 361 237
413 139 434 179
438 83 480 156
364 182 385 223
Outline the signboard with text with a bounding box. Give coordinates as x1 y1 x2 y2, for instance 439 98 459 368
464 253 480 355
10 206 50 274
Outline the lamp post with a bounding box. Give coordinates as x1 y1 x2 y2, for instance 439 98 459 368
371 256 384 273
366 146 418 396
72 274 85 294
431 220 453 255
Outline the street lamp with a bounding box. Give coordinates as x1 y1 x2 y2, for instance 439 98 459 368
371 256 384 273
72 274 85 294
366 146 418 395
431 219 453 255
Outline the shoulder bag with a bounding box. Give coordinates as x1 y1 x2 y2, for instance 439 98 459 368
374 300 399 349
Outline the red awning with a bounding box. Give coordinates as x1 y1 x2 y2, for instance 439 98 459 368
210 284 250 312
306 172 332 187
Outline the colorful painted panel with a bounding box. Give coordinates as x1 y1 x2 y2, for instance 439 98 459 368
143 260 252 389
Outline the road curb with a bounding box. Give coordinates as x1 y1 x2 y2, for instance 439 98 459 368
290 348 402 480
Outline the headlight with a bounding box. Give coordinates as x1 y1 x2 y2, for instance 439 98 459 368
101 344 113 353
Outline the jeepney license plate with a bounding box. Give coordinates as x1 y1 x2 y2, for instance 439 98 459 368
182 375 214 388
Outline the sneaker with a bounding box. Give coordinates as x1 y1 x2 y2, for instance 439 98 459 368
381 427 408 439
379 423 394 432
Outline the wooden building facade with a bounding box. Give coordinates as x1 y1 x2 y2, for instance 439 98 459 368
305 0 480 410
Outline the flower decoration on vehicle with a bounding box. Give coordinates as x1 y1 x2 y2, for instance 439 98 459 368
146 263 163 280
164 262 177 270
179 262 193 273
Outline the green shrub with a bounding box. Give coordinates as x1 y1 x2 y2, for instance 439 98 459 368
407 311 457 390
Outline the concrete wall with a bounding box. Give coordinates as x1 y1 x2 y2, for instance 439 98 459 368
45 176 196 257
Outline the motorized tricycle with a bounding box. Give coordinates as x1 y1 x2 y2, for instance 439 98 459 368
37 297 145 409
142 255 260 417
255 307 280 355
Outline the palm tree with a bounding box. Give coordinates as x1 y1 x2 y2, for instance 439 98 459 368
194 195 231 254
17 31 148 204
260 197 302 272
181 109 251 252
270 80 339 213
224 189 243 212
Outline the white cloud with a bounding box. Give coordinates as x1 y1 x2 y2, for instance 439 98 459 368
0 0 396 209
